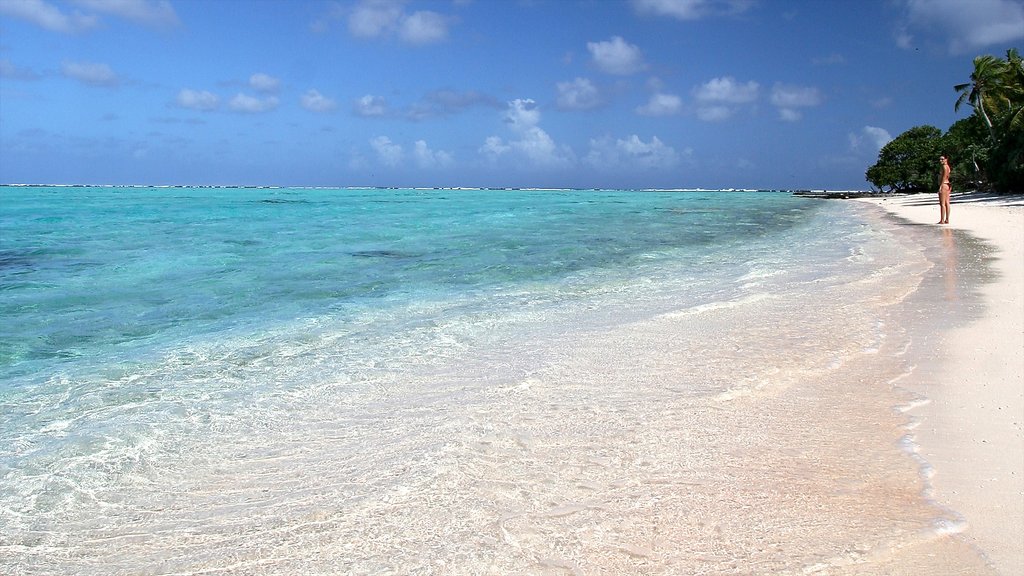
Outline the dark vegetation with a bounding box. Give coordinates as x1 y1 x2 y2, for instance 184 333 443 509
866 49 1023 194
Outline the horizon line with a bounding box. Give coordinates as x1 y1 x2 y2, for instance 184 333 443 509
0 183 868 194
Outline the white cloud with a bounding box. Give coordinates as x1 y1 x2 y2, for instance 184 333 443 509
481 99 574 168
349 0 401 37
407 90 501 120
777 108 802 122
864 126 893 149
694 76 759 104
301 89 337 113
504 98 541 130
770 83 823 121
229 93 279 113
370 135 403 166
849 126 893 152
249 72 280 93
354 94 388 117
72 0 179 27
556 77 601 110
61 61 118 86
585 134 681 171
696 105 733 122
176 88 219 111
692 76 759 121
636 92 682 116
413 140 453 169
348 0 450 45
0 0 97 32
479 136 511 159
631 0 753 20
1 0 178 32
587 36 646 75
400 10 448 44
901 0 1024 53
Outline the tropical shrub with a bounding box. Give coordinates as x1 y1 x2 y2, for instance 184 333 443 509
867 48 1022 193
866 126 943 192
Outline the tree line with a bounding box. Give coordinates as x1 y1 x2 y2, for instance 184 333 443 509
866 49 1023 194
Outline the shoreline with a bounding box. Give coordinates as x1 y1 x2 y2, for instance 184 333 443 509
3 188 1020 573
856 191 1024 574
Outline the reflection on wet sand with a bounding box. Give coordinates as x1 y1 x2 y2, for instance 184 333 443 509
941 227 958 301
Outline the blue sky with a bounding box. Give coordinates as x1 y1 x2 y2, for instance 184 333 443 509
1 0 1022 189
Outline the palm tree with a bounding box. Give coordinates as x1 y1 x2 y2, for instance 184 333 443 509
997 48 1024 131
954 54 1007 142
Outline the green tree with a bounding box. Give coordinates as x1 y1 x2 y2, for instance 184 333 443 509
954 54 1007 143
1001 49 1024 130
948 49 1023 192
943 115 989 190
988 125 1024 192
868 49 1023 194
866 125 944 192
986 49 1024 191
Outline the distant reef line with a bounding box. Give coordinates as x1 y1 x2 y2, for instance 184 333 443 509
2 183 879 195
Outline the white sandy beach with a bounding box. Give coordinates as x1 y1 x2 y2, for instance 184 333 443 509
859 192 1024 575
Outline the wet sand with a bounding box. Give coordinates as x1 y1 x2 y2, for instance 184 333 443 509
858 192 1024 575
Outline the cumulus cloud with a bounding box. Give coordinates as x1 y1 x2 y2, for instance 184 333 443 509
849 126 893 152
695 105 732 122
1 0 178 31
347 0 450 45
0 0 97 32
370 135 403 166
480 99 574 168
636 92 682 116
400 10 448 44
585 134 681 171
61 61 118 86
900 0 1024 53
556 77 602 110
479 136 511 159
301 89 337 113
770 83 823 121
249 72 280 93
413 140 453 169
176 88 219 111
407 90 501 120
348 0 401 37
504 98 541 131
229 93 279 113
353 90 499 120
354 94 389 117
692 76 759 121
587 36 646 75
631 0 754 20
694 76 759 103
73 0 179 27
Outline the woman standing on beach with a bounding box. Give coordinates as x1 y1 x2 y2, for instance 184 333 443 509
938 155 952 224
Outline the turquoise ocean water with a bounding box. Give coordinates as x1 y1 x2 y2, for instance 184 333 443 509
0 186 970 573
1 187 828 381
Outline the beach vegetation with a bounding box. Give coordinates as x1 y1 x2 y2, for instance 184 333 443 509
866 126 944 192
954 54 1006 142
868 48 1023 193
944 115 990 191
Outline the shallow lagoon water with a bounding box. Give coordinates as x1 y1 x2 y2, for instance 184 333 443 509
0 187 993 574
